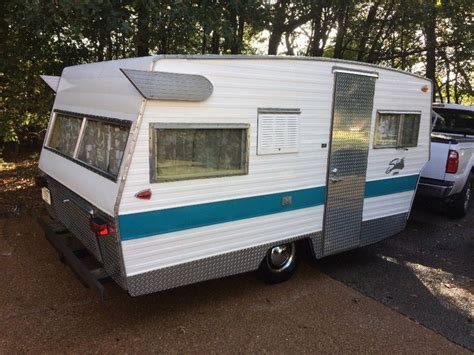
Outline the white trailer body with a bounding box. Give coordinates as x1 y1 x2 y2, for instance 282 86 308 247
38 55 432 296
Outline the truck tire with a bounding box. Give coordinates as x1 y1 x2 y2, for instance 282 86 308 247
448 176 472 218
258 242 297 284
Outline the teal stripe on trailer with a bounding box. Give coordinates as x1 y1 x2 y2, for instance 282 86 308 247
118 174 419 241
119 186 326 241
365 174 419 198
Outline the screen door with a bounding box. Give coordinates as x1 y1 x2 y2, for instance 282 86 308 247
322 70 377 256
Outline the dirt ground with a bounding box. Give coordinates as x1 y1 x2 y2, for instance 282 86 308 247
0 156 472 353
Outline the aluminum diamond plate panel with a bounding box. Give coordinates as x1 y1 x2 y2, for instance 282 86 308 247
360 213 408 247
121 69 213 101
48 177 102 261
127 232 322 296
323 72 376 256
46 177 127 288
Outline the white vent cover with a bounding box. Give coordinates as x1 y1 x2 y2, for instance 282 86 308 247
257 113 300 155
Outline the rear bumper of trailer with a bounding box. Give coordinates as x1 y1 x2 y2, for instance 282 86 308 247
37 215 111 301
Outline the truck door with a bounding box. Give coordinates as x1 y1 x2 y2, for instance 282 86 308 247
322 69 377 256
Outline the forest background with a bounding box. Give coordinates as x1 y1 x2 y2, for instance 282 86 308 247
1 0 472 152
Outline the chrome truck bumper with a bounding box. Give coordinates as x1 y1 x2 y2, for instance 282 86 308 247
417 177 454 198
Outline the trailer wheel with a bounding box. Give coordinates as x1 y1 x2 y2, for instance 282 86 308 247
258 242 297 284
448 176 472 218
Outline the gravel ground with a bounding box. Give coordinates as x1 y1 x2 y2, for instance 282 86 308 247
0 208 470 353
318 199 473 350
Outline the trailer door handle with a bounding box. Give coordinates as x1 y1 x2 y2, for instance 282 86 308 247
329 168 342 183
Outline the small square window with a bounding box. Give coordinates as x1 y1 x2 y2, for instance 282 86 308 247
150 124 249 182
374 112 421 149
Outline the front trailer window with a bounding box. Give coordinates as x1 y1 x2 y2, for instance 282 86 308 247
48 114 83 157
151 124 249 182
77 120 129 176
46 112 130 179
374 112 421 148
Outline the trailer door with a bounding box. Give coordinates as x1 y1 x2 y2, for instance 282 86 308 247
322 70 377 256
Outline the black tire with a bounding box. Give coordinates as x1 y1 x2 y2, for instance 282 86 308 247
448 176 472 218
258 242 297 284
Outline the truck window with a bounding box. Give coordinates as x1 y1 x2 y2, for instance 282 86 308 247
47 114 83 157
77 119 130 176
433 108 474 135
374 112 421 148
150 124 249 182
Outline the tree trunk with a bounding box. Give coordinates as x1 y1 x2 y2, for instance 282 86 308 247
268 28 284 55
357 1 380 61
136 1 150 56
308 5 323 57
268 0 287 55
236 12 245 54
211 30 220 54
424 0 437 101
333 4 349 58
201 29 208 54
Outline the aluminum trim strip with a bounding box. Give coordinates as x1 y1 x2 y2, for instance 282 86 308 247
331 67 379 78
257 108 302 115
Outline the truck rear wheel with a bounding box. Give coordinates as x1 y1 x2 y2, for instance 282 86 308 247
258 242 297 284
448 177 472 218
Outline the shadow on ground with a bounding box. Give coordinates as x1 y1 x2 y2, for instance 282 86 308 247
316 198 473 350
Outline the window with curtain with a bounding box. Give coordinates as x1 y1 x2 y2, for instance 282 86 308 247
150 125 248 182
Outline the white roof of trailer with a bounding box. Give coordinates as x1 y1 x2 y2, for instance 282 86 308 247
51 55 431 123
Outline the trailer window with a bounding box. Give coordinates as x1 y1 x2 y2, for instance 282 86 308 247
77 120 129 176
374 113 421 148
400 114 421 147
150 124 248 182
48 114 83 157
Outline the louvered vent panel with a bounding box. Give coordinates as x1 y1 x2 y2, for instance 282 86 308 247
257 114 300 155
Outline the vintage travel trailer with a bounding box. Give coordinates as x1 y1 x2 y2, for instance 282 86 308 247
38 55 432 297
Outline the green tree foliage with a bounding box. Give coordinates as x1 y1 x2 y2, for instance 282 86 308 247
0 0 471 149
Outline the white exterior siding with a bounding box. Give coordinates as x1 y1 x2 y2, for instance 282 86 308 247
118 58 431 277
119 59 334 214
122 205 323 276
363 191 415 221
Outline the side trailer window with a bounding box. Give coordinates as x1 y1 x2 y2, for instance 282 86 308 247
150 124 249 182
48 114 83 157
77 120 130 176
374 112 421 148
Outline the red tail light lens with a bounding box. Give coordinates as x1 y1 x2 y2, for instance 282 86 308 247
446 150 459 174
90 217 110 237
135 189 152 200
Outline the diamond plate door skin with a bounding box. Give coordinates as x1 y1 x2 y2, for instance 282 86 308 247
322 72 376 256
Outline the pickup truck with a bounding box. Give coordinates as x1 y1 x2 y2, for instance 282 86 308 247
417 103 474 218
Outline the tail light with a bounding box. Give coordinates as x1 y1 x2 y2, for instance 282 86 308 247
446 150 459 174
90 217 115 237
